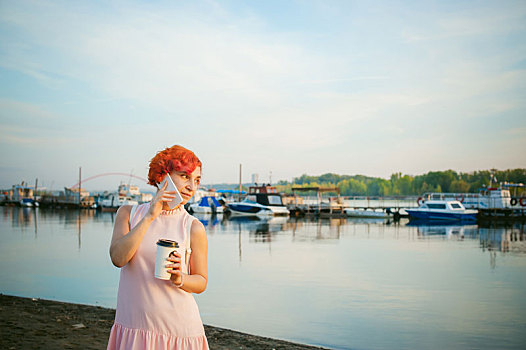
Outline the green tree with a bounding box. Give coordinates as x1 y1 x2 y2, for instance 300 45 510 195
340 178 367 196
367 178 391 196
390 173 414 195
279 168 526 196
450 180 470 193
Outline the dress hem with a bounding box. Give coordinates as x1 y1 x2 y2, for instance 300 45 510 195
107 322 209 350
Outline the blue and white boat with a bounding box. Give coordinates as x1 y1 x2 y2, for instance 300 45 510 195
226 185 290 217
189 196 224 215
20 197 38 207
406 200 477 221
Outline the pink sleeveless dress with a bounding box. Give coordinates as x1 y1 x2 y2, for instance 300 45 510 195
107 203 209 350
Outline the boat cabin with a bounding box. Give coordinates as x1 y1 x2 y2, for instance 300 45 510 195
246 184 285 206
248 184 278 194
420 200 466 211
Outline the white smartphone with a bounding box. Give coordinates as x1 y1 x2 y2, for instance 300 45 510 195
157 174 184 209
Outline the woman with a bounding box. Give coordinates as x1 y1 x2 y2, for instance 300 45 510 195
107 145 209 350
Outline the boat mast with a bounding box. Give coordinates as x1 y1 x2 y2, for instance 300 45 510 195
238 164 242 202
34 178 38 203
78 167 82 206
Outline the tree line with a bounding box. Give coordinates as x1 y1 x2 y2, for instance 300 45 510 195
275 169 526 197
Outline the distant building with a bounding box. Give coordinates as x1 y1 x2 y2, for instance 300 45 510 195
252 173 259 185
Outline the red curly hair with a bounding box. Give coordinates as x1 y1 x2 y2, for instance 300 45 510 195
148 145 202 186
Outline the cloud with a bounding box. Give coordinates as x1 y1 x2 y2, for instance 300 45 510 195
0 0 525 185
0 98 59 121
0 129 75 145
1 2 316 112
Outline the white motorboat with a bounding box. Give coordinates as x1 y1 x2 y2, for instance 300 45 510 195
99 182 151 211
345 208 390 218
226 185 290 217
100 194 138 210
406 200 477 221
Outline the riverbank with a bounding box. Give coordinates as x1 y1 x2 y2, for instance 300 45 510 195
0 294 327 350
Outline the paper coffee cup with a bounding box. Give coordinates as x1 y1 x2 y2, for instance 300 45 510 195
155 239 179 280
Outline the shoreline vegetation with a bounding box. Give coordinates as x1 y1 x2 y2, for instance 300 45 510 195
0 294 328 350
271 168 526 197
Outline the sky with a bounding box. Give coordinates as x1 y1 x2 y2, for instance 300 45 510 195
1 0 525 191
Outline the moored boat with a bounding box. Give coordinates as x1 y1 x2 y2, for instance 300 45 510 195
226 184 289 216
345 208 391 218
418 182 525 210
100 193 138 211
20 198 38 207
3 183 38 207
98 183 151 211
406 200 477 221
189 196 224 215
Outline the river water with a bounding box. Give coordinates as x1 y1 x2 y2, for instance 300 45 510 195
1 206 525 350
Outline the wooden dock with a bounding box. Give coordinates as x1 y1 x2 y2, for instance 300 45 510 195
478 208 526 221
286 188 417 219
288 204 347 218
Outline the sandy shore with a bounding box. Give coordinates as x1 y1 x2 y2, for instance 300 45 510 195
1 294 328 350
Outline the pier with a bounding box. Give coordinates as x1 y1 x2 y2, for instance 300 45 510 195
3 180 525 222
287 186 345 218
285 186 418 219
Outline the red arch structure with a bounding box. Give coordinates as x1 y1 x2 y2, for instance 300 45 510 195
70 172 149 188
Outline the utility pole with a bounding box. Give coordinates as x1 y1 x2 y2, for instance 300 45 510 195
34 178 38 202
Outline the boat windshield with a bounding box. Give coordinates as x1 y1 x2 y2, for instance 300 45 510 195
450 203 462 209
245 195 257 203
267 195 283 206
427 203 446 209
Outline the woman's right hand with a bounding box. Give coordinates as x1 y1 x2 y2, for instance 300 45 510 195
146 180 177 220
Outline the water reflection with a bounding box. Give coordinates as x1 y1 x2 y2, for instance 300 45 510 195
407 221 478 237
194 213 223 229
288 217 345 241
6 207 526 260
478 222 526 255
406 219 526 254
229 216 286 242
1 207 119 250
194 210 526 257
8 207 35 230
2 207 526 349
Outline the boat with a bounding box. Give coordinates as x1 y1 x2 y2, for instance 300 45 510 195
4 183 39 207
38 187 96 209
189 196 224 215
100 194 138 211
226 184 290 217
406 200 477 221
418 182 525 210
99 184 140 211
98 182 154 211
117 183 153 204
345 208 391 218
20 198 38 207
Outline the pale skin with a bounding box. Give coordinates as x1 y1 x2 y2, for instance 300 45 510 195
109 167 208 294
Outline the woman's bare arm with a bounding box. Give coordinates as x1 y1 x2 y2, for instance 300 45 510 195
109 181 176 267
167 220 208 293
109 205 156 267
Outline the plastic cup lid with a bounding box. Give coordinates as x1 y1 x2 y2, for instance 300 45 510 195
157 239 179 248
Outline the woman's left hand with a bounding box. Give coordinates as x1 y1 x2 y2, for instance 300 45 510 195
166 252 183 285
